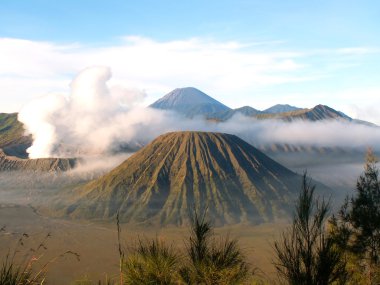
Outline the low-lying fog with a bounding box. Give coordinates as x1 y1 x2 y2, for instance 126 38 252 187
0 150 365 212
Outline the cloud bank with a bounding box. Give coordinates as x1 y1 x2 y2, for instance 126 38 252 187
18 67 380 159
2 36 380 124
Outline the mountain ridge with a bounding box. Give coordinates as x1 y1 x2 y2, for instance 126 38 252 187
150 87 375 125
208 106 262 121
263 104 302 114
255 104 351 121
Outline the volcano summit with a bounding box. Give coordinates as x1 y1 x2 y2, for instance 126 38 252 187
59 132 318 225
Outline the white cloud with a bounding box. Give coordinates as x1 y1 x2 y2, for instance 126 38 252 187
1 36 379 124
0 36 317 110
341 103 380 126
0 38 79 77
311 87 380 125
335 47 380 55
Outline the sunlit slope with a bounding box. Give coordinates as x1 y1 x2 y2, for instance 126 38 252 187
63 132 308 225
0 113 32 157
0 149 77 172
256 104 350 122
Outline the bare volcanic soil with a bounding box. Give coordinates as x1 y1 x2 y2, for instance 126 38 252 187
54 132 306 225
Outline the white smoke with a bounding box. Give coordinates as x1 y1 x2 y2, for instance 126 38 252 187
19 66 380 160
19 67 153 158
18 93 66 157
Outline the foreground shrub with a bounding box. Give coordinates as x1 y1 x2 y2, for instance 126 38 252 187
180 211 250 285
330 149 380 284
273 173 348 285
0 229 79 285
123 238 181 285
0 252 37 285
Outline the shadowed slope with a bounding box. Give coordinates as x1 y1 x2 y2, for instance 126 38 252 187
61 132 309 225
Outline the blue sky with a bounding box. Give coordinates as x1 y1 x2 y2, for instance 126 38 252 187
1 0 378 46
1 0 380 123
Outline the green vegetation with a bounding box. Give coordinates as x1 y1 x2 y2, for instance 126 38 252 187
70 210 251 285
0 231 46 285
179 211 250 284
119 210 251 285
0 253 39 285
273 151 380 285
330 149 380 284
123 238 181 285
273 173 348 285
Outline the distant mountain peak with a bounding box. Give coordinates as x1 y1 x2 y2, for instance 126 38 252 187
255 104 359 123
313 104 331 110
150 87 231 117
263 104 302 114
235 106 259 112
207 105 262 121
151 87 226 107
309 104 352 121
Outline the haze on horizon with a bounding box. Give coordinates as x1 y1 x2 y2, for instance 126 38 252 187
1 0 380 124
